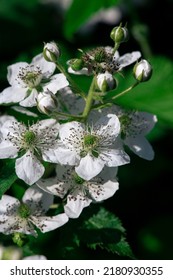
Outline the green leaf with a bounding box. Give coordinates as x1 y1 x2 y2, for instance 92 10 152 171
111 56 173 128
0 159 17 198
81 207 134 258
64 0 120 40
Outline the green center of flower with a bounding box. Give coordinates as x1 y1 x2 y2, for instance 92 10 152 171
119 114 131 138
84 134 98 147
94 48 107 63
80 134 99 158
23 130 36 146
18 203 31 219
73 172 85 185
18 66 43 88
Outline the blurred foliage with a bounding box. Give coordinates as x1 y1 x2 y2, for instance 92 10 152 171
0 0 173 260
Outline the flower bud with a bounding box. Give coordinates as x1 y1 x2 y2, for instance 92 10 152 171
133 59 152 82
110 25 129 44
96 71 117 92
43 41 61 62
37 90 58 115
70 58 84 71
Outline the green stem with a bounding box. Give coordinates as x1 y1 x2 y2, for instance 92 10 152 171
56 61 86 99
113 42 120 55
112 81 139 100
51 111 83 121
82 76 96 120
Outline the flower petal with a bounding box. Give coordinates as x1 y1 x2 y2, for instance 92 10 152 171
7 62 29 86
0 195 19 214
15 152 45 185
0 87 27 104
118 51 141 69
19 89 38 107
22 186 54 214
31 53 56 78
89 168 119 202
59 121 84 147
0 140 18 159
31 213 69 233
75 154 104 180
46 146 80 165
100 148 130 167
64 194 91 218
36 165 72 198
124 135 155 160
43 73 69 94
94 114 120 140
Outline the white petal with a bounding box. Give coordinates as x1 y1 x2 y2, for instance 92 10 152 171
0 87 27 104
89 167 119 201
133 112 157 135
0 215 36 236
36 165 72 198
0 115 16 128
19 89 38 107
11 106 38 117
75 154 104 180
124 135 155 160
59 121 84 147
7 62 29 86
48 146 80 165
0 140 18 159
0 195 19 214
100 148 130 167
43 73 69 94
31 53 56 78
64 194 91 218
94 114 120 139
32 118 59 133
42 148 60 163
118 51 141 69
31 213 69 233
1 119 25 138
15 152 45 185
22 185 54 214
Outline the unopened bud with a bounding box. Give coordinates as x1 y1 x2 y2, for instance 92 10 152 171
37 90 58 115
43 41 61 62
96 72 117 92
133 59 152 82
110 25 129 44
70 58 84 71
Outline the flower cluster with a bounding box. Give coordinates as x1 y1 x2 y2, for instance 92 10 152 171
0 24 156 238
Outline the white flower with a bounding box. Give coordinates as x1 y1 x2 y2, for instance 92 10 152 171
0 186 68 236
0 54 69 107
0 118 60 185
53 114 130 180
37 165 119 218
118 109 157 160
68 46 141 76
98 105 157 160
